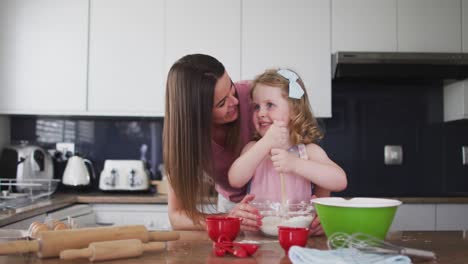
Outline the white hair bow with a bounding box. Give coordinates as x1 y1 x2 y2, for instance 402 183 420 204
277 69 304 99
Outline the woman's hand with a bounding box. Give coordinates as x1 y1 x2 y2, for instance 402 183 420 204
228 194 262 232
309 214 325 236
309 195 325 236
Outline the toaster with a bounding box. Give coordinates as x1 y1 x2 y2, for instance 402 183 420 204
99 160 150 191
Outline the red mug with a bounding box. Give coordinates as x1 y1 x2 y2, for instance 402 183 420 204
205 216 241 242
278 226 309 254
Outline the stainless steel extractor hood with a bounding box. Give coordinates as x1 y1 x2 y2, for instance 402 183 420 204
332 52 468 80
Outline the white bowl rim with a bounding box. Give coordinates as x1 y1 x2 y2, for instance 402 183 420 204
312 197 402 208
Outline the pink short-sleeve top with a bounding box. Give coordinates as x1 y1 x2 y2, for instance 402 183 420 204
211 81 254 203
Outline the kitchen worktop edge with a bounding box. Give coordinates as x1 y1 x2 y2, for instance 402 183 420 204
2 194 468 228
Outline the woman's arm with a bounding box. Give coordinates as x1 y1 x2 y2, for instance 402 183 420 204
168 184 262 231
309 186 330 236
271 143 347 192
167 184 205 230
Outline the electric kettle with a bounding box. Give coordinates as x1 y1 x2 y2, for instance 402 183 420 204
62 155 95 187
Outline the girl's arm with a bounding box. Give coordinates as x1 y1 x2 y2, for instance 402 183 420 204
229 120 290 188
271 143 347 192
228 140 269 188
298 143 347 191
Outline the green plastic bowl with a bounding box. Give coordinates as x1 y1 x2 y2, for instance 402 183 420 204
313 197 402 240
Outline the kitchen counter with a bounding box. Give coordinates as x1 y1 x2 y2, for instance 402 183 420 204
2 193 468 227
0 230 467 263
0 193 168 227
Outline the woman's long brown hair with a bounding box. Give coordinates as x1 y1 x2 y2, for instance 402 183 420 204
163 54 239 225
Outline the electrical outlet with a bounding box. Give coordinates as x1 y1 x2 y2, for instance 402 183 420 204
56 142 75 155
463 146 468 166
384 145 403 165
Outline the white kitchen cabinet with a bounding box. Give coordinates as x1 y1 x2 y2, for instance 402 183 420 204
242 0 331 118
2 214 46 229
47 204 97 228
390 204 436 231
0 0 88 114
87 0 165 115
332 0 397 52
463 0 468 52
444 79 468 122
436 204 468 230
165 0 241 82
397 0 462 52
92 204 171 230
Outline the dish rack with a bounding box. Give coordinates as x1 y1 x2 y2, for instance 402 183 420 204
0 178 60 209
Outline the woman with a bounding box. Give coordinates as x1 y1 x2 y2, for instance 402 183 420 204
163 54 326 234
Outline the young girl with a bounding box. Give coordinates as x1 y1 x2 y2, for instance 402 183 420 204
228 69 347 204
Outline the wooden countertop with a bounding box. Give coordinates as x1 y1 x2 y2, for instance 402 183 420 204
73 192 169 204
72 194 468 204
0 230 467 264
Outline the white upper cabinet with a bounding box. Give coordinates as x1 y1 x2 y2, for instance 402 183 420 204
444 79 468 122
397 0 462 52
463 0 468 52
87 0 165 115
0 0 88 114
332 0 397 52
165 0 241 81
242 0 331 118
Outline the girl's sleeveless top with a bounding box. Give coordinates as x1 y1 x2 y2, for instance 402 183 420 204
248 144 313 204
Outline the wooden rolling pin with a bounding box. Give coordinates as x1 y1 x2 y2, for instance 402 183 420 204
60 239 165 261
0 225 179 258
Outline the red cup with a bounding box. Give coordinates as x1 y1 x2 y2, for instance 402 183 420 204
278 226 309 254
205 216 241 242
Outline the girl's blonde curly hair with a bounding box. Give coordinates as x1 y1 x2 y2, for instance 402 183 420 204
251 69 323 145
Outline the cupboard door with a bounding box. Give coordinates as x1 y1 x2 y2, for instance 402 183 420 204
397 0 462 52
390 204 436 231
242 0 331 118
463 0 468 52
332 0 397 52
436 204 468 230
165 0 241 81
0 0 88 114
2 214 47 230
88 0 165 115
92 204 171 230
441 121 468 194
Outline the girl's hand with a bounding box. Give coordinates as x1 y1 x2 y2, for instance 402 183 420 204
262 120 289 150
270 148 297 174
228 194 262 232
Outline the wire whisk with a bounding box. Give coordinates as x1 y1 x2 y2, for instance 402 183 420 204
327 232 436 260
